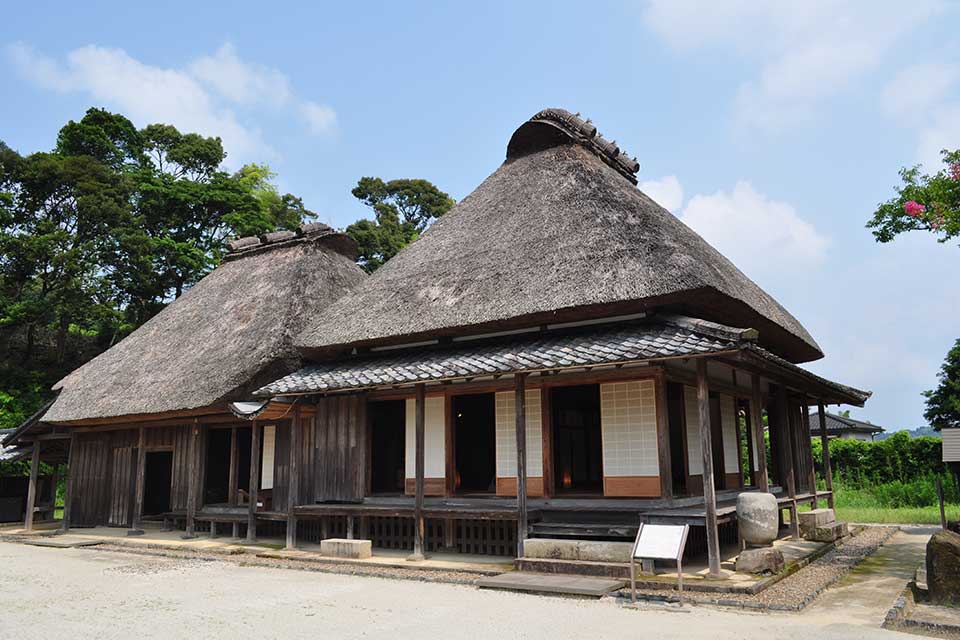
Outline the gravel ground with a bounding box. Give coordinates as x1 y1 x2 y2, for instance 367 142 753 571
616 526 900 610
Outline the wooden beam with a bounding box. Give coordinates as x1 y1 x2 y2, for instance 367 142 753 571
286 409 301 550
540 387 553 499
246 421 261 543
750 374 769 493
184 421 200 538
515 373 528 558
803 400 817 509
129 427 147 535
24 443 40 532
409 383 426 561
776 386 799 539
818 402 834 509
655 373 673 498
60 433 76 533
696 359 722 577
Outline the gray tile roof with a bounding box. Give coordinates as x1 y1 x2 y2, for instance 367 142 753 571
807 411 884 435
256 318 744 396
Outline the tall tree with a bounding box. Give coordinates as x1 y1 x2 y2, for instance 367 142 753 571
867 149 960 245
925 339 960 430
345 177 454 272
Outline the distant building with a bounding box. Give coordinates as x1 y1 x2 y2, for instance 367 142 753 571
808 411 885 441
943 429 960 475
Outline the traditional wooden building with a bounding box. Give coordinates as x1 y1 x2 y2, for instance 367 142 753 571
6 109 868 576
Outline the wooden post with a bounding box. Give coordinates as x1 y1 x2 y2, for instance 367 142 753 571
777 387 799 539
409 383 426 561
184 421 200 538
818 402 834 510
229 426 239 537
24 443 40 532
696 359 722 578
286 410 301 550
803 401 817 509
750 375 768 493
129 427 147 535
60 433 75 533
515 373 528 558
655 374 673 498
245 422 261 543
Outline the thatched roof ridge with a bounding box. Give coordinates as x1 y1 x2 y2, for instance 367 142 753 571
43 230 366 423
224 222 357 262
295 109 823 363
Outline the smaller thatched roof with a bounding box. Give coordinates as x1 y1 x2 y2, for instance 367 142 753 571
43 224 366 424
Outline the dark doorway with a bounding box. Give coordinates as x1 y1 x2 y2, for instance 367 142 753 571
143 451 173 516
551 385 603 494
370 400 406 494
667 382 687 496
453 393 496 494
204 428 232 505
709 396 726 490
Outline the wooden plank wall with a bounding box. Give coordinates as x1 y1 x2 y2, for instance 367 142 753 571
311 394 368 503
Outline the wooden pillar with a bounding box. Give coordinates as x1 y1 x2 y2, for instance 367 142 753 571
750 375 769 493
286 410 301 550
60 433 76 533
129 427 147 535
515 373 529 558
245 422 261 543
655 374 673 498
228 427 238 506
777 386 799 539
818 402 835 509
696 359 722 578
803 400 817 509
409 383 426 561
24 443 40 532
184 421 201 538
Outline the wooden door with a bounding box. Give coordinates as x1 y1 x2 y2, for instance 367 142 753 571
108 447 137 527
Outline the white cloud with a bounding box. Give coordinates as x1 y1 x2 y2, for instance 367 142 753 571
677 180 830 276
642 1 942 132
5 41 336 167
301 101 337 135
639 175 683 211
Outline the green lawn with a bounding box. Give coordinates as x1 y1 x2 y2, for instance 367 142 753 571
832 504 957 525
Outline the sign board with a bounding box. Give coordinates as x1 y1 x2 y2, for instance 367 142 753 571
630 523 690 605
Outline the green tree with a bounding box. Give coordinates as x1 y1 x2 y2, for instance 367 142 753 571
924 338 960 430
345 177 454 272
867 149 960 244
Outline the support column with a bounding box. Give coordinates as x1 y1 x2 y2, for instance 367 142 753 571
515 373 528 558
286 410 301 550
24 443 40 532
228 426 239 538
246 422 261 543
409 383 426 561
696 359 722 578
655 373 673 498
750 375 769 493
818 402 835 509
803 400 817 509
60 433 75 533
777 386 799 539
129 427 146 535
184 421 200 538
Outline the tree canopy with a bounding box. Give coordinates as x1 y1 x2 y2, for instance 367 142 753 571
924 338 960 430
345 177 454 272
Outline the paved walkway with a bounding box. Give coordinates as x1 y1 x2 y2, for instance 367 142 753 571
806 526 935 627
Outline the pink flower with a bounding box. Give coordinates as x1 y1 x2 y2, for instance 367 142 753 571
951 163 960 181
904 200 926 217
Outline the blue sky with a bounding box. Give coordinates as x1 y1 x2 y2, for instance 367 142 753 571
2 1 959 431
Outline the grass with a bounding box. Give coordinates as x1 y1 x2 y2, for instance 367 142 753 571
833 504 958 525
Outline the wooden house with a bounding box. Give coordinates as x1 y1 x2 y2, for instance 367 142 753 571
5 109 868 576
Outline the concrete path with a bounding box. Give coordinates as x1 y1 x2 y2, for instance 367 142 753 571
806 526 935 628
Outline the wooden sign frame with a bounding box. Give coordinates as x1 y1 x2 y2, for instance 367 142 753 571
629 522 690 604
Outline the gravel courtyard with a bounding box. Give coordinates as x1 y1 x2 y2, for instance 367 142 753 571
0 541 919 640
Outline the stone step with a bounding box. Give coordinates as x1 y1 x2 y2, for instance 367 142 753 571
320 538 372 559
477 572 626 598
804 520 848 543
523 538 632 563
798 508 836 536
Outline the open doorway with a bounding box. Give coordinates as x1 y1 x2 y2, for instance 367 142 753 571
667 382 687 496
203 428 252 505
370 400 406 494
709 396 726 490
551 384 603 494
453 393 496 494
143 451 173 516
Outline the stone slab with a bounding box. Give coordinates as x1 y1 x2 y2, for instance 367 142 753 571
807 521 848 543
320 538 372 559
522 538 632 563
22 538 102 549
478 572 626 597
799 509 835 535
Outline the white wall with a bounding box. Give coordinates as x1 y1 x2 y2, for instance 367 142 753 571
494 389 543 478
600 380 659 476
684 386 702 475
684 387 740 476
404 396 446 478
261 424 276 490
720 395 740 474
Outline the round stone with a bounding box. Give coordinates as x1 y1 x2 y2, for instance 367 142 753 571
737 492 779 547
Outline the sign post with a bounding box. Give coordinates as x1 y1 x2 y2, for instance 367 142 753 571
630 523 690 604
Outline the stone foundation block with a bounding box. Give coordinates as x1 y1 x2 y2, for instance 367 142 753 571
736 547 785 575
799 508 835 536
522 538 632 563
807 521 848 542
320 538 372 559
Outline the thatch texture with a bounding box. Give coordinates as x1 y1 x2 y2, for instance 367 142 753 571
296 109 822 363
43 226 366 423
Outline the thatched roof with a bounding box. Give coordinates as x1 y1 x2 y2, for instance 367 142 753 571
43 224 366 424
296 108 822 363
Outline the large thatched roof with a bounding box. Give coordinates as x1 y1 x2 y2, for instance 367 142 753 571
296 108 822 363
43 224 366 424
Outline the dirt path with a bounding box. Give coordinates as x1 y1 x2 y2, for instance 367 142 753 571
805 527 934 627
0 540 922 640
